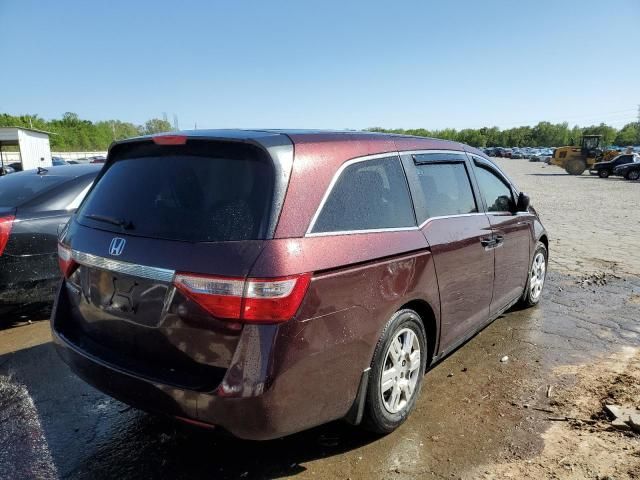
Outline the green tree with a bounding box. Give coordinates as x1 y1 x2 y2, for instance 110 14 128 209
614 122 640 146
582 123 617 146
143 118 173 135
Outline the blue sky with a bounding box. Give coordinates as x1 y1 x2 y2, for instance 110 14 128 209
1 0 638 130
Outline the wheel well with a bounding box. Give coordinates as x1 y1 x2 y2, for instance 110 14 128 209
401 299 437 365
539 234 548 252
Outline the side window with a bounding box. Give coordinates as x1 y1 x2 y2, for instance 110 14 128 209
311 156 415 233
414 162 477 221
474 165 514 213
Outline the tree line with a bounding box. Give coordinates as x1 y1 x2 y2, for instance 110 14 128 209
370 121 639 148
0 112 638 150
0 113 173 151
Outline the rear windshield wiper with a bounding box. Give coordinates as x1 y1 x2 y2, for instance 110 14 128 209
83 213 134 230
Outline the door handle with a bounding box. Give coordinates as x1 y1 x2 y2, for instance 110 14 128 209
494 234 505 245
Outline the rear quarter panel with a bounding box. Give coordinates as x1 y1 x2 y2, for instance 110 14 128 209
245 232 440 429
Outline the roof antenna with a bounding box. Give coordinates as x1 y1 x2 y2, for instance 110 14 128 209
37 166 48 175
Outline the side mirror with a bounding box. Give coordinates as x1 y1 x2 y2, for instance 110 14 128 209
516 192 530 212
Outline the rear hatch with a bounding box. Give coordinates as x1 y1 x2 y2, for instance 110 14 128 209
54 137 278 391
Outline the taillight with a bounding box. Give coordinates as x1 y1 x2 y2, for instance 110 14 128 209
174 272 312 324
0 216 14 256
152 134 187 145
57 243 78 278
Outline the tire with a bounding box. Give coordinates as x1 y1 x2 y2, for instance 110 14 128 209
627 170 640 181
520 241 548 308
565 159 586 175
363 309 427 434
598 169 609 178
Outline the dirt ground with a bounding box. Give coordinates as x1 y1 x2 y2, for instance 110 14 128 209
0 159 638 479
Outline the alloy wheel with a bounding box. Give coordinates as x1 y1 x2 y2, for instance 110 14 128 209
380 327 421 414
529 252 546 301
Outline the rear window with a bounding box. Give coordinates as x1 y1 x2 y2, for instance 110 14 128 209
0 172 69 207
77 141 274 242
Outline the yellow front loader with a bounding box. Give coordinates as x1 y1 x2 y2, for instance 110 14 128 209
550 135 617 175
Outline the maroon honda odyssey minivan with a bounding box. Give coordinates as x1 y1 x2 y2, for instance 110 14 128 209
52 130 548 440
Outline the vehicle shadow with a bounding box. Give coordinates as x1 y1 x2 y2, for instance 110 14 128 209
576 176 626 181
0 341 381 480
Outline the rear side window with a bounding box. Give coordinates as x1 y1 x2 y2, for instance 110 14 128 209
77 142 274 242
414 163 477 221
0 173 69 207
474 165 513 212
311 156 415 233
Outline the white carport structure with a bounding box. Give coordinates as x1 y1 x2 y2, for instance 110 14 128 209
0 127 53 172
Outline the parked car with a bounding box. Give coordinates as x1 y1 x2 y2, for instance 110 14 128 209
590 153 638 178
88 155 107 164
52 130 548 440
613 157 640 180
52 156 68 166
511 149 524 159
483 147 497 157
0 165 16 175
0 164 100 315
530 151 551 163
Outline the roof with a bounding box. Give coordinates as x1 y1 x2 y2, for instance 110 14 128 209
113 128 471 153
0 126 54 136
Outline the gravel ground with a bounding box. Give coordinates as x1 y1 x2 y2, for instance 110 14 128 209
0 159 638 479
496 159 640 275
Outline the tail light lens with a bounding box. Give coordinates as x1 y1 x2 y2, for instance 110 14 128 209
0 216 15 256
152 134 187 145
57 243 78 278
174 272 312 324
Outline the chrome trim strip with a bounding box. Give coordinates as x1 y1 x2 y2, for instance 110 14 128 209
417 212 486 229
306 213 488 237
72 250 175 283
305 152 403 235
306 226 420 238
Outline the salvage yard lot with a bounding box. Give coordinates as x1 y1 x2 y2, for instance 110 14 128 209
1 159 639 479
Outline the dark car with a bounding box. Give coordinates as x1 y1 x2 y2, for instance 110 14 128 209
510 149 523 159
0 164 100 314
589 154 638 178
52 156 68 166
613 157 640 180
52 130 548 440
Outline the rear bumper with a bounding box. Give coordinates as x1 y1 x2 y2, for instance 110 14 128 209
0 279 57 306
51 283 367 440
0 253 59 306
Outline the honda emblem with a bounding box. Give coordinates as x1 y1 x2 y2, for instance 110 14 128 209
109 237 126 256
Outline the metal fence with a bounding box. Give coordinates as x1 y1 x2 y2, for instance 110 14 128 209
0 151 108 163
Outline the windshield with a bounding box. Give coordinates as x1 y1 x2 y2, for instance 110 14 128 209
77 146 274 243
